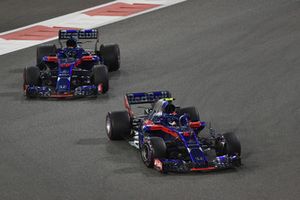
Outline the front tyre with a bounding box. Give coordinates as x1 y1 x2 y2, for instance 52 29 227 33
223 132 241 156
23 66 40 98
23 66 40 86
215 132 241 157
92 65 109 94
106 111 131 140
141 137 166 168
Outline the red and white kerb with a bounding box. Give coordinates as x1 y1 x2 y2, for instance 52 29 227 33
0 0 186 55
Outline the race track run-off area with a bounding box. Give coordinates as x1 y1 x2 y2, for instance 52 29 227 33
0 0 299 200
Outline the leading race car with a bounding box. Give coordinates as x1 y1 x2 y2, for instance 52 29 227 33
105 91 241 173
23 29 120 98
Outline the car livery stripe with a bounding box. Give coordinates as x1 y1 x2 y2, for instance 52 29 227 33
190 167 216 171
0 0 186 56
148 124 179 138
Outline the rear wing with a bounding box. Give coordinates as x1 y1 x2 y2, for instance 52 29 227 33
58 29 99 50
125 91 171 105
124 91 171 117
58 29 99 40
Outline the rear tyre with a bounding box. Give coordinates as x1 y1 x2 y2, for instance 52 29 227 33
141 137 166 168
92 65 109 94
178 106 200 121
36 44 57 69
106 111 131 140
99 44 120 72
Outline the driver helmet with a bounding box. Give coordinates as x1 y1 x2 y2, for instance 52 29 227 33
162 100 176 114
66 37 77 48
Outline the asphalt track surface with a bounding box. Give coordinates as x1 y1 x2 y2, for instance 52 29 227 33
0 0 299 199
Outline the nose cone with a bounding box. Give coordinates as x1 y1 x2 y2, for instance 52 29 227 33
56 77 71 92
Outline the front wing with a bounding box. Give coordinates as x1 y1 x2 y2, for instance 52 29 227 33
154 155 241 173
24 84 104 98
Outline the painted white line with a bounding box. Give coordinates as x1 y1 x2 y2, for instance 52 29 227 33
0 0 186 56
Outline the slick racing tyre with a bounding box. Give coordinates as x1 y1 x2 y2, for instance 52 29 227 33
141 137 166 168
106 111 131 140
92 65 109 94
36 44 57 69
23 66 40 98
99 44 120 72
24 66 40 85
178 106 200 122
215 132 241 157
223 132 241 156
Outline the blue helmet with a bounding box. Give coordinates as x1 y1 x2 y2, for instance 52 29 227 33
162 100 176 114
66 37 77 48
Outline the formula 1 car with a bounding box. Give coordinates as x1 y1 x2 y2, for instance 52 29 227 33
23 29 120 98
105 91 241 173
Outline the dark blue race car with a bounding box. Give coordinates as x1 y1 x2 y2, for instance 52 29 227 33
106 91 241 173
23 29 120 98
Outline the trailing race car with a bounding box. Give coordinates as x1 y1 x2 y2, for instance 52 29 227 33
23 29 120 98
105 91 241 173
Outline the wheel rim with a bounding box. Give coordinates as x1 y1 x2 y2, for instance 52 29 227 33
141 145 151 165
106 116 112 137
